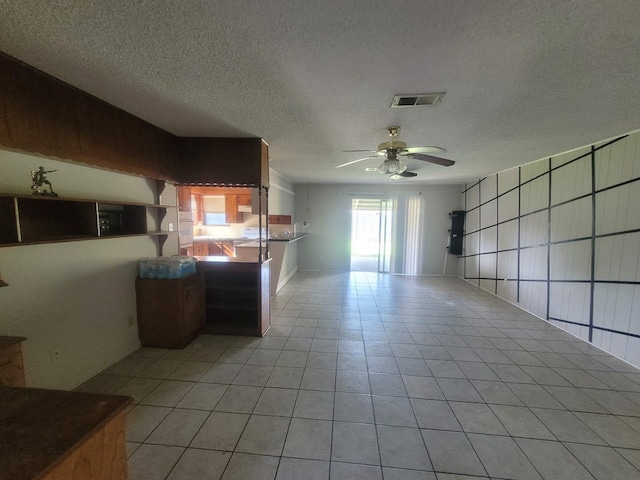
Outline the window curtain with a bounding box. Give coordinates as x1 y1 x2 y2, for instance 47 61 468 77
402 195 424 275
393 195 424 275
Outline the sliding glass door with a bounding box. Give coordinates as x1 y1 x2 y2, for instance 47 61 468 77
350 197 393 273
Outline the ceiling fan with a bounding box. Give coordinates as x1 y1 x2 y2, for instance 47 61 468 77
335 126 454 178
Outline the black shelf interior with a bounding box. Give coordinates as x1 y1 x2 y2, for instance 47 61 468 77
17 197 98 243
98 203 147 236
206 306 257 329
201 267 260 330
203 271 258 289
0 197 18 244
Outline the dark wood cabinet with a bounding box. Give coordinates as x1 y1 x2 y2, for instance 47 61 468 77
179 138 269 187
1 53 270 186
135 273 205 348
0 52 180 181
197 259 270 336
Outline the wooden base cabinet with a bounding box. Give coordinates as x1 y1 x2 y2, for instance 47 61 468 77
0 387 131 480
0 337 27 387
135 273 205 348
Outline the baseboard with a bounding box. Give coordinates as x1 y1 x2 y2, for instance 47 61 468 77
275 266 299 294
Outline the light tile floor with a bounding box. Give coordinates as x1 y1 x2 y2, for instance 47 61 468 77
78 272 640 479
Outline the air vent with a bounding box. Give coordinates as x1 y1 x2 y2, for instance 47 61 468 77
391 93 445 108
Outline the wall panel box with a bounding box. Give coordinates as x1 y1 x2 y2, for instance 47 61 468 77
449 210 465 255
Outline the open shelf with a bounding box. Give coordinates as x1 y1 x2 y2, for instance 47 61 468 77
0 197 19 244
17 197 98 243
0 193 177 254
197 259 271 336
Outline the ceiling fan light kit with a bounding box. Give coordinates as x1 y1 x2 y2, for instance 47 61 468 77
377 158 407 175
335 126 455 179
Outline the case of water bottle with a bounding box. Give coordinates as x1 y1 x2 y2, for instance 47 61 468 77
138 256 197 279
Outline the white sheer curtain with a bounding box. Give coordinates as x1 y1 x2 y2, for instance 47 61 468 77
403 195 424 275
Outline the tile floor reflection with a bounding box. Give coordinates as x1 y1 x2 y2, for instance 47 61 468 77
78 272 640 479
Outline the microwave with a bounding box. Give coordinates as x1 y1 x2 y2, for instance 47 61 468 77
98 210 123 236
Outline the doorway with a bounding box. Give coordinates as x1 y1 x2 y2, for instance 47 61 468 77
350 198 393 272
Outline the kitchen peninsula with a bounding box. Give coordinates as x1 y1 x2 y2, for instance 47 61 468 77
237 233 308 294
196 255 271 336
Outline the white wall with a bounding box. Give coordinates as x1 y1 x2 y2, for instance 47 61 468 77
268 169 299 287
461 131 640 367
269 169 295 216
294 183 463 273
0 149 179 389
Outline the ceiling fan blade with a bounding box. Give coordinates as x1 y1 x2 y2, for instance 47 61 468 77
406 153 455 167
334 156 377 169
403 146 447 154
342 149 378 153
390 171 417 180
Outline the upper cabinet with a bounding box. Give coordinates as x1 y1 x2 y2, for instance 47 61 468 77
190 187 253 225
224 194 240 224
179 138 269 187
237 194 252 207
177 186 192 212
0 53 269 188
0 53 180 181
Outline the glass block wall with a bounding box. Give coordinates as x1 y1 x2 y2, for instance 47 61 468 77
460 131 640 366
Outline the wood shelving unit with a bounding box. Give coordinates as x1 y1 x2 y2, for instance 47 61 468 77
197 259 271 336
0 193 177 255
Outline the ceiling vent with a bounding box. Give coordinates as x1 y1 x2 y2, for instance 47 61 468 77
391 93 445 108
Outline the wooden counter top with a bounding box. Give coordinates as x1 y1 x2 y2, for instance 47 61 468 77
0 336 27 348
195 255 272 264
0 386 132 480
268 233 308 242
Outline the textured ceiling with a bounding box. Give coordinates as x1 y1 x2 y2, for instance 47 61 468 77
1 0 640 185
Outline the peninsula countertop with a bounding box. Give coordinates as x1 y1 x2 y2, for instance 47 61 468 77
268 233 308 242
194 233 307 244
0 386 132 480
194 255 272 263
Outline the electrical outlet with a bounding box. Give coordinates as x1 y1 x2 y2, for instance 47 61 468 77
128 314 135 327
50 346 60 363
